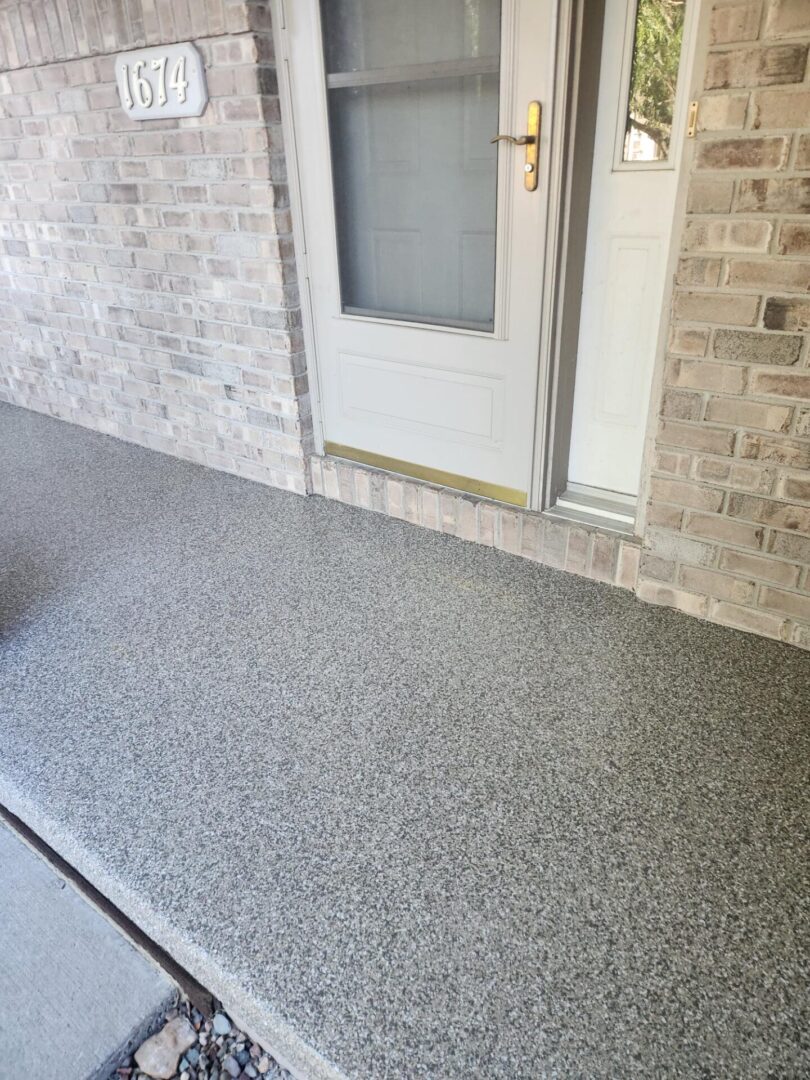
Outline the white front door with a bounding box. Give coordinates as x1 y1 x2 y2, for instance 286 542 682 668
568 0 696 499
282 0 557 507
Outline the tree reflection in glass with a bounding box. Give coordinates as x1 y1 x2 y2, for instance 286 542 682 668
622 0 686 163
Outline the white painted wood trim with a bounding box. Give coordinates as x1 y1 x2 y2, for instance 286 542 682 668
272 0 325 455
529 0 579 513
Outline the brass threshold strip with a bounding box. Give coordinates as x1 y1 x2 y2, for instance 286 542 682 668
323 441 528 508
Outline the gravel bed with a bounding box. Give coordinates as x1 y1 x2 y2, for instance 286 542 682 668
110 999 294 1080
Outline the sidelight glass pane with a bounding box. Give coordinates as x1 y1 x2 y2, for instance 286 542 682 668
622 0 686 163
320 0 501 330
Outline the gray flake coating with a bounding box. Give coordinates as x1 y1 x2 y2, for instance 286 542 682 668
0 403 807 1079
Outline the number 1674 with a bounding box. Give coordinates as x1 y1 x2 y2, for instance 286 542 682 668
120 55 189 110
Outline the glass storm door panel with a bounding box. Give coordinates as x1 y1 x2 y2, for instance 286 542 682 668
321 0 501 330
284 0 556 505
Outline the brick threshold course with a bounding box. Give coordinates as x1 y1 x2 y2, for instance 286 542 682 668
311 453 644 592
311 450 810 650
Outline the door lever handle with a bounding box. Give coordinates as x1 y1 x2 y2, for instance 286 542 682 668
490 134 534 146
491 102 541 191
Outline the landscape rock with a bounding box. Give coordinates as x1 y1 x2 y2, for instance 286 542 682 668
134 1016 197 1080
222 1053 241 1077
212 1012 232 1036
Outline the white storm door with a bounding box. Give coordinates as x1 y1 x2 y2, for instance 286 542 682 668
283 0 557 507
568 0 696 498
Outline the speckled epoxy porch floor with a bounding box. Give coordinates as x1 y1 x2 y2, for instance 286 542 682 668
1 402 808 1080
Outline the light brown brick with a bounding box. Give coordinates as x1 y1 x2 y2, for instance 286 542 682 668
679 565 757 603
676 257 723 287
636 580 710 617
764 0 810 38
647 503 686 530
752 88 810 129
589 534 618 583
695 135 789 170
728 462 777 494
683 219 772 253
696 92 749 131
750 369 810 398
354 469 371 510
542 520 568 569
440 491 459 535
719 547 802 585
645 528 717 567
763 296 810 331
727 492 810 530
740 433 810 467
694 457 733 484
778 221 810 255
736 177 810 212
640 552 678 582
726 258 810 291
705 44 809 89
455 496 477 541
673 290 760 325
768 529 810 562
710 0 763 44
654 450 692 477
650 477 725 511
498 510 520 554
658 420 737 455
796 134 810 170
564 527 590 574
668 358 748 394
616 542 641 590
520 515 543 560
661 389 703 420
759 585 810 620
669 327 711 356
713 328 803 364
710 601 787 638
705 395 792 431
476 502 496 545
778 474 810 502
685 511 765 548
687 179 735 214
694 460 775 495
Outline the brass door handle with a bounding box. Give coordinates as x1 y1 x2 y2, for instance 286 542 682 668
490 134 534 146
491 101 541 191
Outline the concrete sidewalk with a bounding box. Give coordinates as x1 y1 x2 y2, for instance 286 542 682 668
1 402 808 1079
0 819 175 1079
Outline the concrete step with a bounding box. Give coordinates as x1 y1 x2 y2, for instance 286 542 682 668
0 820 176 1080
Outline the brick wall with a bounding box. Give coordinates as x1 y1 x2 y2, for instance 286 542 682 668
0 0 311 493
640 0 810 649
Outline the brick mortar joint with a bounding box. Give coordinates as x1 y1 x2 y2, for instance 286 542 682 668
0 28 273 78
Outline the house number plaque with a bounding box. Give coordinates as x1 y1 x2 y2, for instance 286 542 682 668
115 42 208 120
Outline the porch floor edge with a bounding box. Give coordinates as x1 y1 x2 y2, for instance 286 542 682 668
0 780 347 1080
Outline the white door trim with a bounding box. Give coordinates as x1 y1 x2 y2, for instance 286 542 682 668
273 0 326 456
529 0 579 511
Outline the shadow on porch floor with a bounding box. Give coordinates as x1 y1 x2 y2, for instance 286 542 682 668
0 402 807 1079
